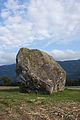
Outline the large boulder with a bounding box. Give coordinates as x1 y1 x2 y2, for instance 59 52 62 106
16 48 66 94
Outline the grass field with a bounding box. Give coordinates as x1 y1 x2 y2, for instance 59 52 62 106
0 86 80 120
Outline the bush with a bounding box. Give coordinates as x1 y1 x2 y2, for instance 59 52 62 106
0 76 12 86
66 78 80 86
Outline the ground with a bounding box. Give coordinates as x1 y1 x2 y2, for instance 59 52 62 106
0 86 80 120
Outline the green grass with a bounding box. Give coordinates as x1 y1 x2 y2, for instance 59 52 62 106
0 103 5 110
0 87 80 110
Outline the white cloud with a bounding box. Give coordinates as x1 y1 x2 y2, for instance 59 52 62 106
0 18 34 49
0 49 80 66
49 50 80 61
0 0 80 50
0 51 16 66
1 9 10 18
27 0 80 41
0 0 80 65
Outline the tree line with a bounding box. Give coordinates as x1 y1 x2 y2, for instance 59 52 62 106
66 78 80 86
0 76 17 86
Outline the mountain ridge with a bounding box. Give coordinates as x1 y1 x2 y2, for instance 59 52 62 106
58 59 80 80
0 59 80 81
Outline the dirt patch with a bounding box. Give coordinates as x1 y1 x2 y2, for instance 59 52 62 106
0 102 80 120
0 86 18 90
0 110 18 120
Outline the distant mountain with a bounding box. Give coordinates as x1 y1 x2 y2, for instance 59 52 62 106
58 59 80 80
0 59 80 81
0 64 16 81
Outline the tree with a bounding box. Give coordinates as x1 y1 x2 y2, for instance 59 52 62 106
0 76 12 86
66 78 80 86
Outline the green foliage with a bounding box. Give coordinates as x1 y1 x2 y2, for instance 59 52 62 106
0 76 12 86
66 78 80 86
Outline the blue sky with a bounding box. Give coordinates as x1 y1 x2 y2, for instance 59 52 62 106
0 0 80 65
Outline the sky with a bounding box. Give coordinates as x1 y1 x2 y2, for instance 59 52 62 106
0 0 80 66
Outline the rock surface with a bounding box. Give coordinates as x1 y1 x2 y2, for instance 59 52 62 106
16 48 66 94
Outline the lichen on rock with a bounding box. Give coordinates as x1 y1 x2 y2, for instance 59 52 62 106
16 48 66 94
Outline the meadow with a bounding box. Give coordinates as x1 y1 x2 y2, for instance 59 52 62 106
0 86 80 120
